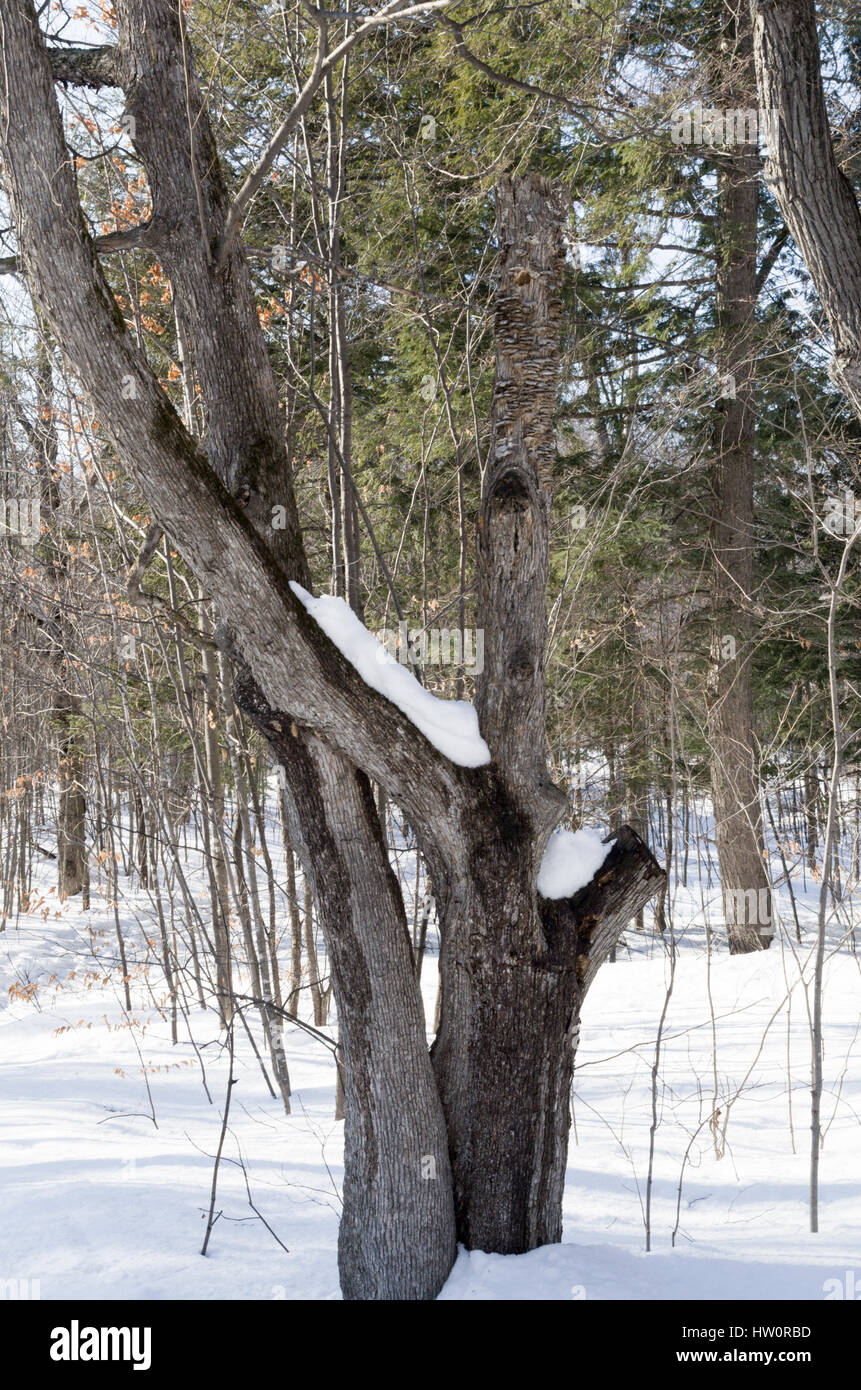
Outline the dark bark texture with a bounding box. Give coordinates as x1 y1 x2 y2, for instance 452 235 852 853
752 0 861 419
431 179 663 1252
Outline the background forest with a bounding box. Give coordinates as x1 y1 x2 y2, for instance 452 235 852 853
0 0 859 1304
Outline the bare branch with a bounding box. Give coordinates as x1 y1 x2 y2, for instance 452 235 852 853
0 220 155 277
47 43 123 88
0 1 467 840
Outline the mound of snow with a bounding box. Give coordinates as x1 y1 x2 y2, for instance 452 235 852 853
290 583 491 768
537 827 611 899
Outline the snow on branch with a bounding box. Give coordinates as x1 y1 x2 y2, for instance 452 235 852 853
537 828 613 900
289 583 491 768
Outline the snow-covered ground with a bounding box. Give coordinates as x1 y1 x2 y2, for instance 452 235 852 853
1 809 859 1301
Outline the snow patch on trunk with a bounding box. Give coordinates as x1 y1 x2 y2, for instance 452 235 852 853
289 583 491 768
537 828 612 899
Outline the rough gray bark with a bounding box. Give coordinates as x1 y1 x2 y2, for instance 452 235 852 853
751 0 861 418
430 175 575 1249
114 0 457 1296
708 1 772 954
242 693 456 1299
433 807 663 1252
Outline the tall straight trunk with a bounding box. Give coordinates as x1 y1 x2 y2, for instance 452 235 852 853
303 893 326 1027
804 757 819 871
199 598 233 1023
56 705 86 900
278 794 304 1015
134 788 149 888
707 2 772 954
32 329 88 900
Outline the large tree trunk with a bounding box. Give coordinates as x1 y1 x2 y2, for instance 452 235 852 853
707 1 772 954
431 178 664 1250
751 0 861 422
0 5 665 1297
433 806 662 1251
241 685 457 1300
112 0 457 1298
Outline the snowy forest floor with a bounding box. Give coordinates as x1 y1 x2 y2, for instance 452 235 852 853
1 810 859 1301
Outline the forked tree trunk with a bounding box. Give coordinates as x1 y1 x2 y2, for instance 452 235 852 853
0 8 664 1298
433 810 662 1250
